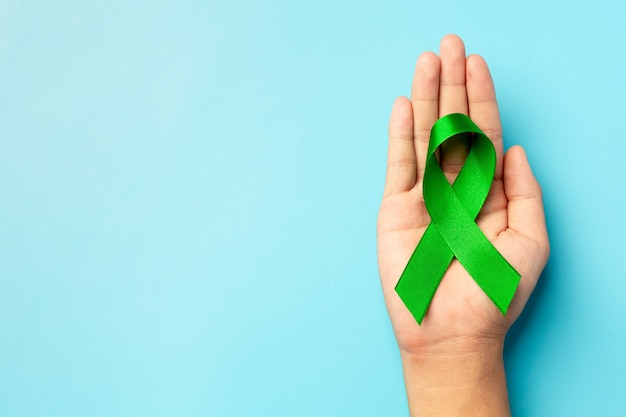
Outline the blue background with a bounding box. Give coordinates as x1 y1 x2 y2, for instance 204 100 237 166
0 1 623 416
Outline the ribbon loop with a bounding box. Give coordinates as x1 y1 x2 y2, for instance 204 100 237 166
395 113 520 325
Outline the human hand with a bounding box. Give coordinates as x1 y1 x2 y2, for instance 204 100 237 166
377 35 549 416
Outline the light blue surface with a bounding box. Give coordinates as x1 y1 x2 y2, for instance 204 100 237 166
0 1 624 416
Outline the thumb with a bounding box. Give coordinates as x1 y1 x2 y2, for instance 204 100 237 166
503 145 549 256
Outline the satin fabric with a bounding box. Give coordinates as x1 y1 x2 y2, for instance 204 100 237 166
395 113 520 325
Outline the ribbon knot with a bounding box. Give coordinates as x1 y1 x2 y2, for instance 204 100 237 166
395 113 520 325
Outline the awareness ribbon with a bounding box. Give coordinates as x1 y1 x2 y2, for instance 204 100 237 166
395 113 520 325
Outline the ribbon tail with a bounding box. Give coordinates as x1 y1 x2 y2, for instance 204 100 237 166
454 230 521 314
395 223 454 324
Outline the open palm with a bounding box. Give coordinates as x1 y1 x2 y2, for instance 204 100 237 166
377 35 549 355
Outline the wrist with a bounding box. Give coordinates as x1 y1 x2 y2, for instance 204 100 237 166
400 340 510 417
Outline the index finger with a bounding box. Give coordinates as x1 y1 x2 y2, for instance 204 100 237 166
466 54 504 180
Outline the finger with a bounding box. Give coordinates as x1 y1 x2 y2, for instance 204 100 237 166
410 52 440 182
384 96 416 195
439 34 468 116
501 146 549 307
467 54 504 180
439 34 469 180
503 146 549 253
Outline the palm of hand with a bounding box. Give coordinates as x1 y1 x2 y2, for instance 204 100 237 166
377 36 549 356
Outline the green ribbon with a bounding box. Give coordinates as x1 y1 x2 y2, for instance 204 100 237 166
395 113 520 325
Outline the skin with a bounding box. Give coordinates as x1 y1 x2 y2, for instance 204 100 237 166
377 35 550 416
